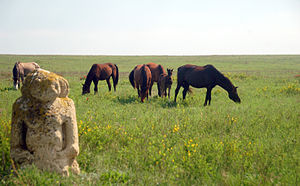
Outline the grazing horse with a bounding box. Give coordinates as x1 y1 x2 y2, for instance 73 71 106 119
129 64 152 102
82 63 119 95
174 64 241 106
146 63 166 96
158 68 173 99
12 61 40 90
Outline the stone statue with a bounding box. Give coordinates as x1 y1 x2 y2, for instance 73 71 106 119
10 69 80 176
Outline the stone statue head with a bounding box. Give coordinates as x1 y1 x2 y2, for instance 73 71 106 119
21 69 69 102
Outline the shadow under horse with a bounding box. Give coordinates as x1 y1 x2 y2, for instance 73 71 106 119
129 64 152 102
174 64 241 106
82 63 119 95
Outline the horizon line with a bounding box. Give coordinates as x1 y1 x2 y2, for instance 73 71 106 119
1 53 300 56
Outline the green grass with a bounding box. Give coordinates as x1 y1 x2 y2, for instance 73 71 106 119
0 55 299 185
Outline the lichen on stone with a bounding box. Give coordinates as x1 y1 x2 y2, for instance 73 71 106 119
10 69 80 176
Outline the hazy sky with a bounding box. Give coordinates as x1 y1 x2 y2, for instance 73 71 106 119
0 0 299 55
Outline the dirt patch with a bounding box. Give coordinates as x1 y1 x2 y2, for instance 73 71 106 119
0 72 12 80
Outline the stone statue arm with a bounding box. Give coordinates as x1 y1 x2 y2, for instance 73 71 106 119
58 100 79 158
10 104 34 164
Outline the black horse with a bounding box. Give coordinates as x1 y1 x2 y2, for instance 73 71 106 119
174 64 241 106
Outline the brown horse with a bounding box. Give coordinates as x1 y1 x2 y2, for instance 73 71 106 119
12 61 40 90
174 64 241 106
146 63 166 96
129 64 152 102
82 63 119 95
158 68 173 99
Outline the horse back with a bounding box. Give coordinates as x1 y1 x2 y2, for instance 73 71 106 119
146 63 166 82
134 65 144 85
21 62 40 76
134 65 151 87
103 63 116 70
93 63 113 80
177 64 218 88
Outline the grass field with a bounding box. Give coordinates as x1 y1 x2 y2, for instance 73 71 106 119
0 55 299 185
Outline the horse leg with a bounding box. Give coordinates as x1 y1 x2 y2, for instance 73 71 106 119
174 84 181 102
208 88 212 105
137 85 140 97
106 78 112 91
20 75 24 85
168 87 171 100
112 76 117 92
113 82 116 92
182 84 189 100
157 82 161 97
16 78 21 89
93 79 98 94
204 88 212 106
157 81 161 97
149 81 153 96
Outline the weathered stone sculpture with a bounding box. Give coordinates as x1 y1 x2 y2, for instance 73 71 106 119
10 69 80 176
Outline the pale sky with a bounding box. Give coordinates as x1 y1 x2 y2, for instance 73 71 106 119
0 0 299 55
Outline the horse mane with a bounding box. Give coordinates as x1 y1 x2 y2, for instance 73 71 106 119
158 65 165 75
211 65 234 92
13 62 21 80
13 63 18 78
83 64 97 89
141 65 148 93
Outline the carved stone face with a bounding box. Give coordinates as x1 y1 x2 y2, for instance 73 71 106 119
21 69 69 102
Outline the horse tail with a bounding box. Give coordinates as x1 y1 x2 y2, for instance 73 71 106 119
141 65 148 93
129 69 135 88
113 64 119 86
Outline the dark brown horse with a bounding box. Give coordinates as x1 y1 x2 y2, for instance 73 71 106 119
129 63 166 97
146 63 166 96
174 64 241 106
158 68 173 99
129 64 152 102
12 61 40 90
82 63 119 95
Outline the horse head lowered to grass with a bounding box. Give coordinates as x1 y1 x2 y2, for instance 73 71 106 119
129 64 152 102
174 64 241 106
82 63 119 95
